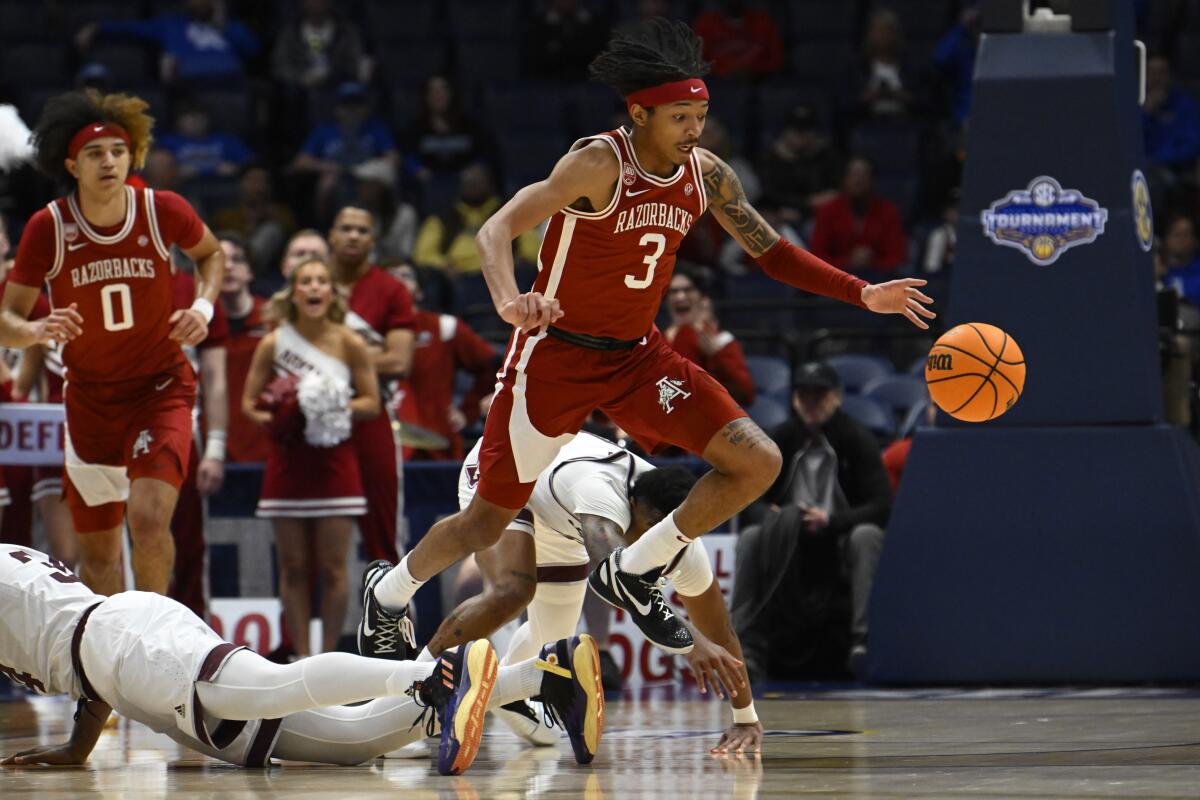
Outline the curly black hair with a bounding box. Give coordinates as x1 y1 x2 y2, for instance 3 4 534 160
631 465 697 518
588 17 711 100
31 89 153 183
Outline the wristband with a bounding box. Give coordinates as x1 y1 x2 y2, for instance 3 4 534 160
190 297 215 324
753 239 868 308
203 430 227 462
732 701 758 724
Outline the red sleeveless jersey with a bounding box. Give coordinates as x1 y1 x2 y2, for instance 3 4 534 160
532 128 707 341
11 186 205 385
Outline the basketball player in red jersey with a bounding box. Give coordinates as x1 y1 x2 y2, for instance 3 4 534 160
359 20 935 655
329 209 415 570
0 90 225 598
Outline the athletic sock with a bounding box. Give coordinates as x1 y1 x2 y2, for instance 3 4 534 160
416 647 435 663
489 658 546 708
619 510 690 574
373 554 425 611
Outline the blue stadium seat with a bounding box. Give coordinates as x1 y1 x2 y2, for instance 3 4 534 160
862 374 928 423
456 41 522 90
745 355 792 402
907 354 928 376
826 353 893 393
367 0 441 40
484 85 569 136
788 0 857 40
897 398 931 439
746 395 789 432
87 43 155 86
840 394 895 439
3 44 70 87
448 0 519 40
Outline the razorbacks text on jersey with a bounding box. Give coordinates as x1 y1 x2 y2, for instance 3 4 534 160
532 128 707 341
10 186 205 384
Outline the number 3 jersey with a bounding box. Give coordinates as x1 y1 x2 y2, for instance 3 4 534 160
532 128 707 341
0 544 99 697
11 186 205 385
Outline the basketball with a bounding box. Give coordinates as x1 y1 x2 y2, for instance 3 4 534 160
925 323 1026 422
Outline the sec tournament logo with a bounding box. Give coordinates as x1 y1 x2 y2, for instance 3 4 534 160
980 176 1108 265
1132 169 1153 252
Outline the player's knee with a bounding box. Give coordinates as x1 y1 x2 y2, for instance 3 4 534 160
743 437 782 491
126 499 173 538
492 576 537 614
461 502 520 550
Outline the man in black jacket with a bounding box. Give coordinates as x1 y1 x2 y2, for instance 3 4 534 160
732 361 891 678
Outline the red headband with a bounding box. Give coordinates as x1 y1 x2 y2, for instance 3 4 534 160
625 78 709 111
67 122 131 160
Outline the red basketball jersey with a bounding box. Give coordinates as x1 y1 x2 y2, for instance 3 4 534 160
533 128 707 341
11 186 204 385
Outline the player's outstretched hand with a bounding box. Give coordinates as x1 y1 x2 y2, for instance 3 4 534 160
711 721 764 755
168 308 209 346
1 742 88 767
861 278 936 330
31 304 83 345
498 291 563 335
684 635 745 701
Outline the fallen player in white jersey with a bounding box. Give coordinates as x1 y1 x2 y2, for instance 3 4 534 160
359 431 762 754
0 545 602 775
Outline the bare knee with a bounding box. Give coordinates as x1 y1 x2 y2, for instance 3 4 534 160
491 575 537 616
126 500 174 540
318 562 349 594
460 498 521 550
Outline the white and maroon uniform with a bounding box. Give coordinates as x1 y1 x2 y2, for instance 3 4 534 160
256 323 366 518
344 266 415 562
11 187 205 532
0 544 282 765
478 129 746 509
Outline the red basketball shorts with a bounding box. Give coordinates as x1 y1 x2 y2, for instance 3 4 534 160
476 327 748 509
63 365 197 533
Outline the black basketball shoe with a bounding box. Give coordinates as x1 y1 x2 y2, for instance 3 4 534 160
535 634 605 764
588 548 694 654
357 560 417 660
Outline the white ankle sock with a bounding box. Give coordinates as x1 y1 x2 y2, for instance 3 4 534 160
489 658 546 708
620 511 690 574
373 554 425 611
416 647 435 663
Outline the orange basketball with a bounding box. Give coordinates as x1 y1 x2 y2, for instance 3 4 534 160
925 323 1026 422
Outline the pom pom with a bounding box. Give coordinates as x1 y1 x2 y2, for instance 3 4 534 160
297 370 352 448
254 373 303 445
0 105 33 173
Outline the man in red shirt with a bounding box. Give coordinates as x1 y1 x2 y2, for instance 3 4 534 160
0 89 225 597
329 207 415 566
389 262 498 461
663 268 755 406
810 157 908 273
692 0 784 78
168 259 230 619
217 232 270 463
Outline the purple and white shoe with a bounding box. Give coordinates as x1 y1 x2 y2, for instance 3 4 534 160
408 640 498 775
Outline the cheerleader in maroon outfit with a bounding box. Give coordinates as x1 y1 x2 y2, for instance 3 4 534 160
242 259 380 657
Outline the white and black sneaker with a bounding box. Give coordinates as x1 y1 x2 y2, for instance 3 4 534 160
357 560 417 660
588 548 694 654
491 699 558 746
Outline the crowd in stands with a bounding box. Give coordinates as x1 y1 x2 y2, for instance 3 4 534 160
0 0 1197 681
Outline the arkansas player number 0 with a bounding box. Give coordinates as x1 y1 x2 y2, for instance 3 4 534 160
100 283 134 332
625 233 667 290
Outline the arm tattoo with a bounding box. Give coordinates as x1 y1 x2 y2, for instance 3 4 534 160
721 418 774 450
703 157 778 257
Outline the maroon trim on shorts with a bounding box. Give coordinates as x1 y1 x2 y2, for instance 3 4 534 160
70 602 105 702
209 719 247 750
191 642 245 746
245 717 283 767
536 563 590 583
515 508 534 525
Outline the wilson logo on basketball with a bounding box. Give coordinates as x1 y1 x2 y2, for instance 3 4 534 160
927 353 953 371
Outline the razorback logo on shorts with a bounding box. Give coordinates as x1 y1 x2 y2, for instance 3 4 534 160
466 464 480 488
656 376 691 414
132 429 153 458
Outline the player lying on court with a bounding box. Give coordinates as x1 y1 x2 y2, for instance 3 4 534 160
0 544 602 776
359 19 937 662
361 431 763 755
